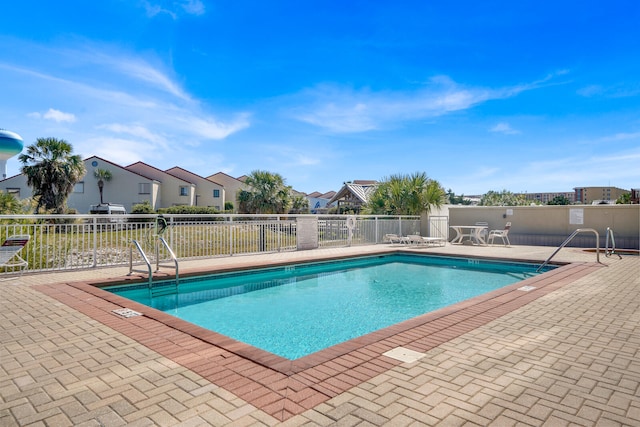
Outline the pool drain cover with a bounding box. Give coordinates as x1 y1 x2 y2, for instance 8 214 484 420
383 347 426 363
112 308 142 318
518 285 537 292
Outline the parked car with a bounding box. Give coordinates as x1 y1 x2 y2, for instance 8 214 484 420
89 203 127 215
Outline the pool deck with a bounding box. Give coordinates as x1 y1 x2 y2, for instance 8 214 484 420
2 244 639 426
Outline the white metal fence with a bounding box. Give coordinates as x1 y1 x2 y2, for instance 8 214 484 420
0 214 420 274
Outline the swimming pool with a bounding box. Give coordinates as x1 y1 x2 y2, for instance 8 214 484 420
107 254 551 359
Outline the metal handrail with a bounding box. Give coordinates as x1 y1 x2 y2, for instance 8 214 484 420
537 228 601 272
156 237 179 285
128 240 153 287
605 227 622 259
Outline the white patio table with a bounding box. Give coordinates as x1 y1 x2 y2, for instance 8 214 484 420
449 225 488 246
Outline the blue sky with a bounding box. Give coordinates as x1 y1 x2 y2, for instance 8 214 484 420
1 1 639 195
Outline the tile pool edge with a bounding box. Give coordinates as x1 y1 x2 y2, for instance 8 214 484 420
87 248 569 290
35 258 601 421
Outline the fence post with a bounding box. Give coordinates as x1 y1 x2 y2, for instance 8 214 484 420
169 216 175 250
277 216 282 252
92 217 97 268
229 216 234 256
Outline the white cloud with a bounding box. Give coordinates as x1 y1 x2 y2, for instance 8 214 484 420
577 83 640 98
175 114 251 141
28 108 77 123
114 59 190 100
80 136 152 165
264 145 323 167
142 0 205 19
577 85 603 97
181 0 205 15
599 132 640 142
289 75 550 133
490 122 520 135
98 123 167 144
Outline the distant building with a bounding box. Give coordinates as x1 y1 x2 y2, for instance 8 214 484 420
0 156 162 212
126 162 196 208
205 172 247 211
327 180 378 213
574 186 629 204
0 156 235 213
520 192 575 204
166 167 225 210
631 189 640 204
306 190 336 213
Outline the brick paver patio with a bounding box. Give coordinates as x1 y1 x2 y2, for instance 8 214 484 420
1 244 639 426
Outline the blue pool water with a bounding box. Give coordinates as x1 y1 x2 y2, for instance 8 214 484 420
107 254 549 359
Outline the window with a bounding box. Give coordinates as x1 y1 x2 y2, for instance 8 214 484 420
73 182 84 193
213 189 220 198
180 186 189 196
138 183 151 194
7 188 20 198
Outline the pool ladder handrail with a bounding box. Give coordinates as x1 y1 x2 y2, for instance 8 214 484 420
536 228 601 272
129 239 153 288
156 237 179 282
128 237 179 290
605 227 622 259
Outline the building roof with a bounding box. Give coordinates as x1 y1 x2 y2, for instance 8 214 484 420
320 191 336 199
125 161 193 185
166 166 223 186
327 181 379 206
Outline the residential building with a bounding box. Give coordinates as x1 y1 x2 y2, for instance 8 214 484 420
520 192 575 204
631 189 639 204
166 167 225 210
574 186 629 204
307 191 336 213
327 180 378 213
206 172 247 211
125 162 196 208
0 156 160 213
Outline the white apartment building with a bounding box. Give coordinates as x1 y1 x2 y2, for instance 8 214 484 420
0 156 228 213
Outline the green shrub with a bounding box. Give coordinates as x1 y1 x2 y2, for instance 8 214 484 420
157 205 223 222
131 200 155 214
157 205 220 215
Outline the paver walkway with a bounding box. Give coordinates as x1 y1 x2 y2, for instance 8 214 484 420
1 245 639 426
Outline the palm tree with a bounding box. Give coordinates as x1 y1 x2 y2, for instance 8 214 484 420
479 190 528 206
364 172 445 215
237 170 292 214
93 168 113 204
18 137 86 214
0 191 23 214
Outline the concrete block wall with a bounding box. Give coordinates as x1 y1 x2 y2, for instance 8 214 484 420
426 205 639 249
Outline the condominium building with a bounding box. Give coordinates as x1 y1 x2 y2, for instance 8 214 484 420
573 186 629 204
520 192 576 204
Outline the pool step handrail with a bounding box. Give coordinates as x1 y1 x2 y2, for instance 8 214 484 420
605 227 622 259
537 228 600 272
156 237 179 284
128 238 180 293
129 239 153 288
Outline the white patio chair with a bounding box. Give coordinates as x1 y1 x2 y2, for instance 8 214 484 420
488 222 511 246
0 234 31 275
383 234 406 245
406 235 427 246
474 221 489 244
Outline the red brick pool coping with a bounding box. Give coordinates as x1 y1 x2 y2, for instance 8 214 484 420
36 259 600 421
